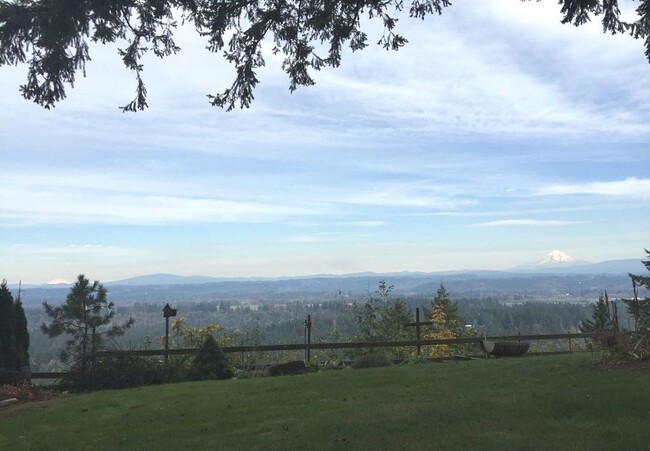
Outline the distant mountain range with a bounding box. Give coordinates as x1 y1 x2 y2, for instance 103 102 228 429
10 254 647 308
12 256 645 290
106 273 228 286
511 258 645 275
102 256 644 286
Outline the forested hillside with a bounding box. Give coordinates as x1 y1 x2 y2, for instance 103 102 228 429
25 293 622 373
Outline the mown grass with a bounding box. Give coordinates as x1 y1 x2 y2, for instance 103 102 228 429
0 354 648 450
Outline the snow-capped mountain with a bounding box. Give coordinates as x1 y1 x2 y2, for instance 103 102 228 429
513 250 589 271
537 250 576 266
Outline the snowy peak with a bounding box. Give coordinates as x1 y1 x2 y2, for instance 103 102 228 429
46 278 72 286
538 250 575 265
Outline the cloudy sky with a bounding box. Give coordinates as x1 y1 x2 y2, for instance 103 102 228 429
1 0 649 284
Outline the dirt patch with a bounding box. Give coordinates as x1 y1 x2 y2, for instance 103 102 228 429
0 383 61 404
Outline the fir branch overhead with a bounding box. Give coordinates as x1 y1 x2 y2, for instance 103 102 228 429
0 0 648 111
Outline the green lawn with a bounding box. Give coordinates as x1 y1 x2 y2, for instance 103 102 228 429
1 354 648 450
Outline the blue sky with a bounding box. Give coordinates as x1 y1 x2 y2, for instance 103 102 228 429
1 0 649 284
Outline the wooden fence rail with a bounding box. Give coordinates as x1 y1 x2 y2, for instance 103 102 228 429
29 331 627 379
98 331 626 357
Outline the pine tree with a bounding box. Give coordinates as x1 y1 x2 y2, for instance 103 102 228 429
580 292 617 333
424 284 470 357
624 249 650 332
429 284 464 336
41 274 134 375
13 288 30 369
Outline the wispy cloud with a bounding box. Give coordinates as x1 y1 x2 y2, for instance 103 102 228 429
286 235 321 243
0 188 310 225
537 178 650 198
309 1 650 142
335 221 387 228
285 232 373 244
342 184 474 209
475 219 584 227
4 244 141 258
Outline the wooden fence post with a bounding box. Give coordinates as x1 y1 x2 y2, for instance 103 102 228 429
404 308 433 357
304 315 312 361
416 308 421 357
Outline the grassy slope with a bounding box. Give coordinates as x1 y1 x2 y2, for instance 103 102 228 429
0 354 648 450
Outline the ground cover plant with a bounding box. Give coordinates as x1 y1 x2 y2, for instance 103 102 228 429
0 354 648 450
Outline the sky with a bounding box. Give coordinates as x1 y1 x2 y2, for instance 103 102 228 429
1 0 650 284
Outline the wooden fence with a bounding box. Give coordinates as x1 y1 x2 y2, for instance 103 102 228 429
30 331 625 379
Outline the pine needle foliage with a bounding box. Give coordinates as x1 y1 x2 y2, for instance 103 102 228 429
580 291 618 334
1 1 648 111
0 280 17 371
13 293 30 368
624 249 650 333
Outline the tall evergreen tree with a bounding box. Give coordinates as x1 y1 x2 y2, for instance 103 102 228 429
355 281 412 343
0 280 17 370
13 287 30 368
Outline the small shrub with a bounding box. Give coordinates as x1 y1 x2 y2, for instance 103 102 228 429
191 336 233 380
304 360 320 372
400 355 429 365
351 353 391 369
319 359 346 371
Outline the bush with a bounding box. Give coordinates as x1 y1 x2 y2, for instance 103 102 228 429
318 358 346 371
268 360 307 377
351 353 392 369
59 353 183 391
600 332 650 364
191 336 233 380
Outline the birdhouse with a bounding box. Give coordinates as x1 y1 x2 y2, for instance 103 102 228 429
162 303 177 318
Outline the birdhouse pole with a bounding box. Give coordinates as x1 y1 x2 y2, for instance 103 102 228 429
162 303 177 363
